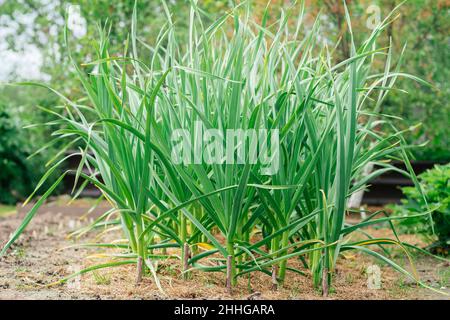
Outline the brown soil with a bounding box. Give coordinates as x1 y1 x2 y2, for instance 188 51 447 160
0 199 448 300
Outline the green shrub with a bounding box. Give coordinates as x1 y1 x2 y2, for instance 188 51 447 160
0 103 34 204
391 163 450 250
0 99 61 205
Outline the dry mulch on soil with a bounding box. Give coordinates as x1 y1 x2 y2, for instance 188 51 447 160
0 199 448 300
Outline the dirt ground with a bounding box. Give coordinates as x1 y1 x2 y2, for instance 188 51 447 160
0 198 448 300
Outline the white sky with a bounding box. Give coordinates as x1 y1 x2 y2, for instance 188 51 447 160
0 0 85 81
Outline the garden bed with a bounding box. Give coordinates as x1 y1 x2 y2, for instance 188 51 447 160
0 199 448 300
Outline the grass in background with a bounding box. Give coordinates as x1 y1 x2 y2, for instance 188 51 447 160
0 204 16 217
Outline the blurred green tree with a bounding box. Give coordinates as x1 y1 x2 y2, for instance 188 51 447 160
0 0 447 204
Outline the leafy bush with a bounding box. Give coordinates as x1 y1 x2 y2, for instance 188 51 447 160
0 98 61 205
391 163 450 251
0 102 34 204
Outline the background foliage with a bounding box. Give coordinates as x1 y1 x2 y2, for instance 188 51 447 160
0 0 448 204
390 163 450 251
0 94 60 204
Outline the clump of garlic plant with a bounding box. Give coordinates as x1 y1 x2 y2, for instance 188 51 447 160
1 1 441 296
